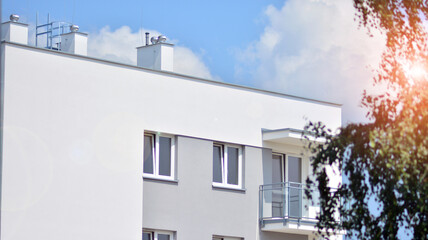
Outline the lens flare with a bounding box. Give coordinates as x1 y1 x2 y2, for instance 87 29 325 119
403 62 427 86
409 64 426 79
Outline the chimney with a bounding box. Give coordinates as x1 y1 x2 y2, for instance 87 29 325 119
60 25 88 55
1 14 29 44
137 34 174 72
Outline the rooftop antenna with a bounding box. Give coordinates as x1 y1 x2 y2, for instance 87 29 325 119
140 1 144 46
72 0 76 23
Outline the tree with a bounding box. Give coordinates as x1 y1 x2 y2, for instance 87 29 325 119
305 1 428 239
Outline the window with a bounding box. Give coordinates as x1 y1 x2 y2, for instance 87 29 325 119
287 155 302 218
272 153 286 217
143 133 175 180
212 143 242 189
288 156 301 184
271 153 301 184
143 230 174 240
271 153 302 218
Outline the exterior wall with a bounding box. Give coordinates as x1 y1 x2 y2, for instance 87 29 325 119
143 137 261 239
143 136 317 240
2 44 341 149
1 42 342 240
1 45 144 240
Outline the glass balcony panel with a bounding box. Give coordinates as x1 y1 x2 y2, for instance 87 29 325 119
289 183 302 218
272 186 285 218
260 182 331 224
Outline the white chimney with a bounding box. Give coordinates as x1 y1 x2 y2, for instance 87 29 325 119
60 25 88 55
1 14 29 45
137 34 174 72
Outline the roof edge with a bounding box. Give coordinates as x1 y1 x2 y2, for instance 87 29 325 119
2 41 342 107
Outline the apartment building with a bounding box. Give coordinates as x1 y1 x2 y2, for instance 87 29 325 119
0 16 343 240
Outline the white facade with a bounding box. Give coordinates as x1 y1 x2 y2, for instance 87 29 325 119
60 31 88 55
0 18 342 240
137 42 174 71
1 21 28 45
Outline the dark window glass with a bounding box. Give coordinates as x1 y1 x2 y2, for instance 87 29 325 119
158 234 170 240
288 156 302 218
143 135 154 174
213 145 223 183
272 154 285 217
143 232 152 240
272 154 284 184
158 137 172 176
227 147 239 185
288 156 301 183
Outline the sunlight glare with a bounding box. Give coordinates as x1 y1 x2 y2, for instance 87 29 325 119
404 62 427 86
409 64 427 80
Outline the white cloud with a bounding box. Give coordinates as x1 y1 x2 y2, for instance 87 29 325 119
87 26 143 65
236 0 386 124
87 26 213 79
174 46 213 80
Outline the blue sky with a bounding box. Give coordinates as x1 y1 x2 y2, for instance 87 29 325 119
2 0 386 124
2 0 283 83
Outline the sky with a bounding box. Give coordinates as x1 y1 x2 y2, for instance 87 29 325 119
2 0 386 125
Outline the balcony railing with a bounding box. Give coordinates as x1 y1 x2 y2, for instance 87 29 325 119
259 182 322 226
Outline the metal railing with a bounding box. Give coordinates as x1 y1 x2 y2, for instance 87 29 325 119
36 14 72 50
259 182 324 226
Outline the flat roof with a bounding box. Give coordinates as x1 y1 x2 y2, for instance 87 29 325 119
2 41 342 107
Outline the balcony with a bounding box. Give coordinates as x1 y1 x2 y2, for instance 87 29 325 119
259 182 324 234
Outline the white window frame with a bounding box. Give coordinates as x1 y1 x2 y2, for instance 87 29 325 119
143 133 175 180
143 230 174 240
212 143 243 189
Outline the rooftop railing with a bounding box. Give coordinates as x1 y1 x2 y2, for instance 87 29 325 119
36 14 72 50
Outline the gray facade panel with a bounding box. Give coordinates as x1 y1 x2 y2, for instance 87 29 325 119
143 136 317 240
143 136 266 239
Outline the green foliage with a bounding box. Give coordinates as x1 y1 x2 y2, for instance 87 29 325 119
305 1 428 239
